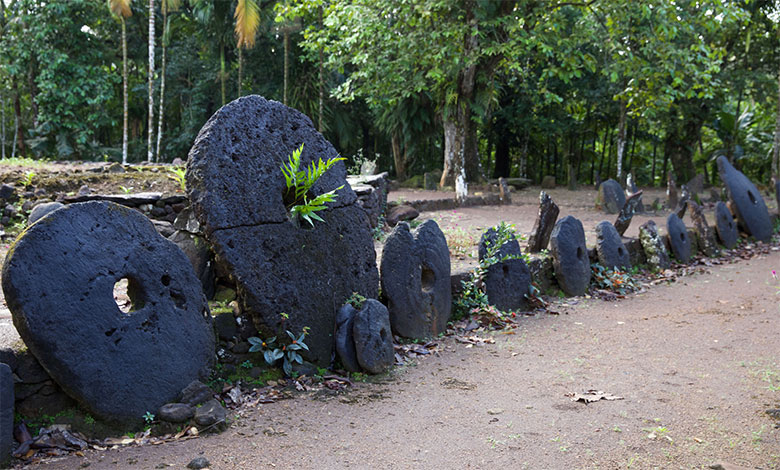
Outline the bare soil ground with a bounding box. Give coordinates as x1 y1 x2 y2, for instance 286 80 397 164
3 168 780 469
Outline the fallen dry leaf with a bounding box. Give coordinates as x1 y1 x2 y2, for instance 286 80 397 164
566 390 624 403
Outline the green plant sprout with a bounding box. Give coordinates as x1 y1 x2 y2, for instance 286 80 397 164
280 143 345 227
168 166 186 191
248 318 311 376
143 411 155 424
20 170 35 187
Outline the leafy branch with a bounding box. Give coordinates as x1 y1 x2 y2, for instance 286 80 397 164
281 143 345 227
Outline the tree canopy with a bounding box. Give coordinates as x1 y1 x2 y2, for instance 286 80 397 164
1 0 779 189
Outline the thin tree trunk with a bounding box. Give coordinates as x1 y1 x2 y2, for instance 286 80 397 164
1 91 5 160
773 63 780 179
391 132 407 181
520 131 529 179
730 88 743 163
651 135 657 187
220 46 226 106
122 17 128 165
147 0 155 163
11 112 17 159
155 6 168 163
598 126 608 178
627 119 637 174
27 58 39 129
237 47 243 98
318 6 324 132
12 81 24 157
284 30 289 105
615 98 627 183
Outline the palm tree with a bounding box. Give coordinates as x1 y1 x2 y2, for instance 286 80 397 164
155 0 180 162
234 0 260 98
147 0 155 163
108 0 132 165
192 0 233 106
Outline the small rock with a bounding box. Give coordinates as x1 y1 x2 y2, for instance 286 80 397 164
213 286 237 304
596 179 625 214
193 399 227 430
232 341 250 354
33 188 48 198
595 221 630 269
541 175 556 189
20 200 34 212
386 204 419 227
0 185 16 202
639 220 671 271
105 162 126 174
714 201 737 249
180 381 213 407
352 300 394 374
77 185 91 197
214 312 237 342
158 403 195 423
187 457 211 469
335 304 360 372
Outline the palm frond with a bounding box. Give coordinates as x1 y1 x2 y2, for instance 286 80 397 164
234 0 261 49
108 0 132 18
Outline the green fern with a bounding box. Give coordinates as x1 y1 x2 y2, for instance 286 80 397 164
280 143 345 227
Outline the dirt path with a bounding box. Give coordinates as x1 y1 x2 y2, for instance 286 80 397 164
15 250 780 469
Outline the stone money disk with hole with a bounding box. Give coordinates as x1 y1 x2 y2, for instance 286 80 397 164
478 227 531 311
1 201 214 426
717 156 772 242
550 215 591 296
186 95 378 365
715 201 738 249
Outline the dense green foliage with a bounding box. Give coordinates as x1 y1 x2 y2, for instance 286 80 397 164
1 0 779 187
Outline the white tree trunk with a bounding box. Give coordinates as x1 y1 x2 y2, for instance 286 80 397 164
11 113 17 159
616 99 627 183
155 9 167 163
147 0 155 163
441 117 468 201
122 17 128 165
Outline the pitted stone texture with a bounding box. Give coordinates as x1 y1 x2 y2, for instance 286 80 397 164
596 179 625 214
169 230 216 299
595 221 631 269
186 95 355 230
717 156 772 242
27 202 64 225
639 220 671 271
715 201 738 249
186 96 378 365
1 201 214 426
614 190 643 236
380 220 451 339
0 363 12 467
688 201 719 257
334 304 359 372
352 300 394 374
550 216 590 296
526 191 559 253
666 213 692 263
479 227 531 311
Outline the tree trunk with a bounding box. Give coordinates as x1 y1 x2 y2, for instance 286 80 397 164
615 98 627 183
12 81 24 157
318 6 324 132
729 88 743 163
651 135 657 187
220 46 226 106
520 131 529 178
147 0 156 163
284 30 289 105
1 91 5 160
237 47 243 98
773 63 780 180
27 58 39 129
493 134 510 178
122 16 129 165
391 132 407 181
155 6 168 163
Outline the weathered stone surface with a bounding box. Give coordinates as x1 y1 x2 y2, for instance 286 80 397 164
352 300 394 374
666 213 692 263
187 457 212 470
27 202 64 225
526 191 559 253
169 230 216 299
380 220 451 338
334 304 359 372
550 216 590 296
424 172 438 190
158 403 195 423
595 221 631 269
639 220 671 271
479 227 531 311
667 172 678 209
0 363 12 466
498 177 511 204
717 156 772 242
624 237 647 267
186 96 378 365
625 173 643 212
180 381 213 407
676 184 690 219
193 399 227 431
386 204 419 227
688 200 719 257
714 201 738 249
775 179 780 215
687 173 705 196
348 173 388 228
614 190 643 236
596 179 625 214
541 175 556 189
2 201 214 425
527 255 554 294
0 185 16 203
567 164 578 191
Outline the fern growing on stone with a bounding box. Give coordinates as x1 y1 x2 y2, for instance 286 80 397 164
280 143 345 227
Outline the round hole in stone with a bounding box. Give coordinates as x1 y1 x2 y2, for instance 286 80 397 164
421 266 436 292
161 274 171 286
502 264 510 276
680 232 685 241
576 246 584 259
114 277 146 315
748 190 757 205
380 328 388 342
617 247 624 256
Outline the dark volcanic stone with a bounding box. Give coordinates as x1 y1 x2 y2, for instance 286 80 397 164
158 403 195 423
596 179 625 214
180 380 213 407
380 220 451 339
614 190 643 236
169 230 216 299
386 204 419 227
479 227 531 311
549 216 590 296
214 312 237 341
688 201 719 257
27 202 64 225
687 173 705 196
1 201 214 426
193 399 227 431
352 300 394 374
595 221 631 269
639 220 671 271
714 201 738 249
0 185 16 203
526 191 559 253
0 363 12 467
666 213 692 263
187 457 211 470
334 304 360 372
717 156 772 242
186 96 378 365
